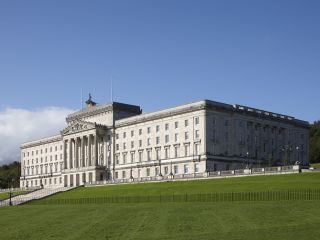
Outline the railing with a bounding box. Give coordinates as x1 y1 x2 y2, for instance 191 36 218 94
28 188 320 206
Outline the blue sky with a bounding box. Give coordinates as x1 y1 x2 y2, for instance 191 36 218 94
0 0 319 122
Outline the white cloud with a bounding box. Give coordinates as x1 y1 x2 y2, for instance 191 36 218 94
0 107 74 165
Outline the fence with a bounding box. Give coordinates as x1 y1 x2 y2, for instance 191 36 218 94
28 188 320 206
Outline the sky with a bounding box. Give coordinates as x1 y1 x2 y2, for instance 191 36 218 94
0 0 319 164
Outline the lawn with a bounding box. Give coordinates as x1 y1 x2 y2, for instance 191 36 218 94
0 191 29 200
311 163 320 169
48 172 320 200
0 172 319 240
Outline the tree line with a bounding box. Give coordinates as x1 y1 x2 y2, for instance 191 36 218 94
310 121 320 163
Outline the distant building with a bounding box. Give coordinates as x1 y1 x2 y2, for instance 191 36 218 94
20 96 309 188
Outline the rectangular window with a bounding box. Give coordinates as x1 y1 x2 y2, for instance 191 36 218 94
156 136 160 145
174 165 178 174
155 167 159 176
156 125 160 132
165 135 169 143
185 119 188 127
139 140 142 148
195 117 199 125
139 151 143 162
146 168 150 177
139 129 142 135
147 138 151 146
165 123 169 130
185 132 189 140
175 121 178 129
165 148 170 159
164 166 168 175
175 133 178 142
147 127 151 134
156 149 160 160
174 146 179 158
123 132 126 138
131 141 134 149
116 155 119 165
116 144 119 151
184 145 189 156
131 152 135 162
115 172 118 179
195 163 199 173
131 130 134 137
225 120 229 126
147 150 152 161
123 143 126 150
123 154 127 164
184 164 189 174
116 134 119 139
122 171 126 179
194 144 200 155
195 130 200 139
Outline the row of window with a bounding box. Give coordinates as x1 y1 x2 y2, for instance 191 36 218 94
115 144 200 165
116 131 200 151
116 117 200 140
24 163 62 176
23 145 62 158
23 177 62 187
24 154 63 166
115 163 199 179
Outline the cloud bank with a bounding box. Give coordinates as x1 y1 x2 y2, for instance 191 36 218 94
0 107 74 165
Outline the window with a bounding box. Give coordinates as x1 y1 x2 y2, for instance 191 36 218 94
139 140 142 148
147 127 151 134
116 134 119 139
165 123 169 130
185 132 189 140
116 155 119 164
225 132 229 141
195 130 200 139
175 133 178 142
184 164 189 174
195 163 199 173
122 171 126 179
131 141 134 149
147 150 152 161
165 148 170 159
55 146 57 151
123 132 126 138
147 138 151 146
194 144 200 155
55 155 57 160
131 152 135 162
156 149 160 160
155 167 159 176
225 120 229 126
156 136 160 145
123 154 127 164
185 119 189 127
156 125 160 132
116 144 119 151
115 172 118 179
175 121 178 129
139 129 142 135
146 168 150 177
123 143 126 150
131 130 134 137
164 166 169 175
184 145 189 156
165 135 169 143
139 151 143 162
174 146 179 158
174 165 178 174
195 117 199 125
212 117 216 125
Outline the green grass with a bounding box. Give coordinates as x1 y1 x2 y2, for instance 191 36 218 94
0 173 320 240
311 163 320 169
0 191 29 200
48 172 320 200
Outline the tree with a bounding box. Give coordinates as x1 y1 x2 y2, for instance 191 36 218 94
310 121 320 163
0 161 21 189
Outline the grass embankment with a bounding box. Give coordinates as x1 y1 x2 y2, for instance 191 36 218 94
311 163 320 169
0 173 319 240
0 191 29 200
48 172 320 200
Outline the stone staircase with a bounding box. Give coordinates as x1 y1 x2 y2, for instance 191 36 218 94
0 186 76 207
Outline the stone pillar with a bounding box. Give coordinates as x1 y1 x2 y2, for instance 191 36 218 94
69 139 72 169
81 136 85 167
104 136 107 167
63 139 67 169
94 134 98 166
88 135 92 166
75 138 78 168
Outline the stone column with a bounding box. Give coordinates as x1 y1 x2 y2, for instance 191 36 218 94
88 134 92 166
68 139 72 169
81 136 85 167
93 134 98 166
104 136 107 167
63 139 67 169
75 138 78 168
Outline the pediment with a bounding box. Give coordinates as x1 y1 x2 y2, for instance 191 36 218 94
61 120 96 135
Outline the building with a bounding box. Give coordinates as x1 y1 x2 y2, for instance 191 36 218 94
20 96 309 188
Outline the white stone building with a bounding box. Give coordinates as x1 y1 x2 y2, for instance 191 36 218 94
20 96 309 188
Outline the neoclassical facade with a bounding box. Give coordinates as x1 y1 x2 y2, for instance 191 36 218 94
20 97 309 188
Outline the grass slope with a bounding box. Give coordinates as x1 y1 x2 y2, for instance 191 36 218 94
49 172 320 200
0 173 319 240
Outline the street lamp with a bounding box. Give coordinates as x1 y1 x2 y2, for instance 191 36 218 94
246 152 249 169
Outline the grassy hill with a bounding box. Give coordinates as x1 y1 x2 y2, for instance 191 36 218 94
0 172 320 240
